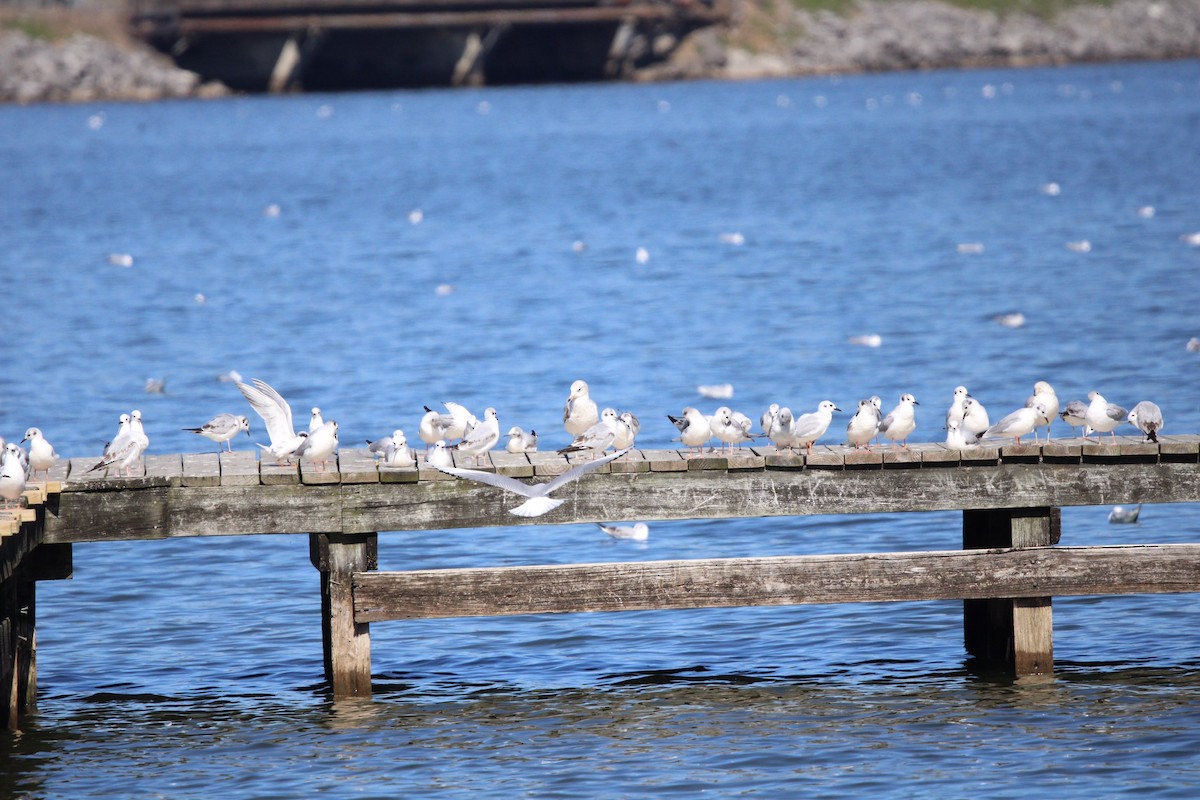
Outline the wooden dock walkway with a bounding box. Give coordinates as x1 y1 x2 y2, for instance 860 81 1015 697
3 434 1200 725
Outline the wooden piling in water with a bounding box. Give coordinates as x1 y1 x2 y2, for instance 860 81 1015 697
311 532 377 698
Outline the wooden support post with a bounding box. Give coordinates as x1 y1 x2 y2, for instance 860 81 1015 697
963 507 1058 677
310 533 377 698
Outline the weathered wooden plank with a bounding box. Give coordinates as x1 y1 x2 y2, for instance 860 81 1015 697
640 449 688 472
42 485 343 542
609 449 649 474
337 462 1200 534
260 459 300 485
300 455 341 485
958 443 1000 466
566 450 613 474
998 442 1041 462
881 446 921 467
725 449 765 471
918 443 960 467
219 451 261 487
451 451 494 472
45 459 70 483
181 453 221 487
1159 435 1200 459
335 449 380 484
489 451 533 478
313 533 375 698
1041 440 1082 461
62 456 165 490
352 544 1200 622
685 452 728 471
144 454 184 486
527 451 570 477
804 446 844 469
843 447 883 468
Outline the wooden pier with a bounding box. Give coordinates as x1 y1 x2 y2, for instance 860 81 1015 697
128 0 729 90
3 434 1200 726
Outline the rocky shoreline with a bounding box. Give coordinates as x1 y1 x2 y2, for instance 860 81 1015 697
2 0 1199 104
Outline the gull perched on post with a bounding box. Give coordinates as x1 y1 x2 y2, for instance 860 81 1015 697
983 403 1047 445
563 379 599 438
1084 391 1128 441
1127 401 1164 443
560 408 619 459
236 378 309 464
22 427 58 480
1026 381 1059 442
454 407 500 465
791 401 840 454
182 413 250 452
505 426 538 454
668 407 712 456
846 398 881 450
1 443 26 509
435 448 631 517
879 394 919 449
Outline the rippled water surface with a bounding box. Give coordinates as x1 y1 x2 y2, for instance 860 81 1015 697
3 60 1200 796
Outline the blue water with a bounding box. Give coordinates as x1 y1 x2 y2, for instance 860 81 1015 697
3 60 1200 796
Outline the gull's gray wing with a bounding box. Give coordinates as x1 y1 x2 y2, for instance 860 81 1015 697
433 464 545 499
542 448 631 493
1107 403 1128 422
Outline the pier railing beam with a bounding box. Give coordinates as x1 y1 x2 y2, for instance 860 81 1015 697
963 507 1059 677
311 532 377 698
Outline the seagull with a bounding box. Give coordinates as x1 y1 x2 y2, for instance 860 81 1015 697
130 409 150 464
668 407 712 456
419 402 474 447
946 386 970 431
879 394 919 448
982 403 1046 445
368 429 413 465
767 407 796 453
22 428 58 480
597 522 649 541
1026 381 1059 442
945 418 974 450
89 413 131 474
563 380 599 438
296 420 338 471
1 443 26 509
454 407 500 465
435 448 632 517
505 426 538 454
1108 504 1142 524
560 408 618 458
846 398 881 449
760 403 780 437
309 407 325 433
961 396 990 441
791 401 840 454
1085 391 1128 441
710 407 756 452
1059 399 1089 437
1128 401 1164 443
425 440 453 468
613 411 640 450
182 413 251 452
236 378 309 464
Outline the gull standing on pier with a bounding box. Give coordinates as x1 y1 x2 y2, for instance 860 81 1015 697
960 395 990 442
426 440 453 468
792 401 840 454
767 407 796 453
1085 391 1128 441
668 407 712 456
1026 381 1059 442
419 402 473 448
983 403 1046 445
846 398 881 449
505 426 538 454
614 411 640 450
563 380 599 438
368 429 413 466
182 413 250 452
760 404 780 438
309 407 325 433
710 407 755 452
1059 399 1089 437
89 413 131 474
22 427 58 479
435 448 631 517
945 418 974 450
236 378 309 464
454 407 500 465
1128 400 1164 443
560 408 618 458
946 386 971 431
1 443 26 509
879 394 919 448
297 420 339 471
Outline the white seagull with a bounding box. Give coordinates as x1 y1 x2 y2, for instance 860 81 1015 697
454 407 500 465
668 407 712 456
434 447 632 517
89 413 131 474
983 403 1046 445
846 399 881 449
296 420 338 471
597 522 649 541
613 411 640 450
791 401 841 454
308 407 325 433
879 394 919 448
505 426 538 454
961 396 990 441
1059 399 1089 437
1 443 26 509
560 408 618 458
1128 401 1164 443
563 380 600 438
22 427 59 480
767 407 796 452
425 440 453 468
182 413 251 452
710 407 756 452
1085 391 1128 441
1026 381 1059 442
236 378 309 464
